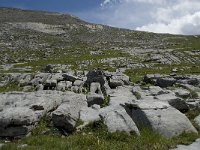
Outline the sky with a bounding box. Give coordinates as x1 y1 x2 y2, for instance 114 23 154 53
0 0 200 35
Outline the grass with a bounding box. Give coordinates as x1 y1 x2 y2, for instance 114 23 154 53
189 90 199 99
11 49 130 73
0 82 22 93
134 91 142 100
1 120 199 150
101 95 110 107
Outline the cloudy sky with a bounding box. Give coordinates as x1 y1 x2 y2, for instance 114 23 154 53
0 0 200 35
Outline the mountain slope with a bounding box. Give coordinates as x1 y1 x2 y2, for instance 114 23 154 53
0 8 200 79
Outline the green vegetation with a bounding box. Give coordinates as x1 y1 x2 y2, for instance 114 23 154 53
189 90 199 99
102 95 110 107
0 82 22 93
1 120 199 150
186 110 200 132
134 91 142 100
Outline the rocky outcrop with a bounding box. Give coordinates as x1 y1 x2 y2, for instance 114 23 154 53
100 105 140 135
129 100 197 138
0 72 199 139
52 93 87 133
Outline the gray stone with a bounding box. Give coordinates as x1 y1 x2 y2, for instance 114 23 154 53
87 93 104 107
0 107 39 137
155 93 189 112
130 99 197 138
109 78 124 88
148 86 167 96
52 93 87 132
80 107 100 124
90 82 102 94
110 72 130 85
86 69 105 87
143 74 162 84
109 86 135 106
156 78 176 88
57 81 66 91
43 64 53 73
51 74 64 82
0 126 33 137
62 74 80 82
100 105 140 135
0 107 39 127
35 84 44 91
186 100 200 110
43 79 57 90
30 78 42 86
73 80 84 87
175 89 190 98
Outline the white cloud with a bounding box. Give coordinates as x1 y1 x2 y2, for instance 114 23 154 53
98 0 200 35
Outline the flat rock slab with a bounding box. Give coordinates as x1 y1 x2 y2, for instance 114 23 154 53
131 99 197 138
171 138 200 150
109 86 135 106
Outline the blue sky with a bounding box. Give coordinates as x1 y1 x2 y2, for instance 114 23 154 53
0 0 101 14
1 0 200 35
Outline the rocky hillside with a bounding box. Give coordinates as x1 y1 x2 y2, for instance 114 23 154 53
0 8 200 150
0 8 200 76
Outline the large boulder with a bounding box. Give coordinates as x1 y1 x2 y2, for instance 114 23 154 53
87 93 104 107
0 91 72 137
79 106 101 124
86 82 104 106
156 77 176 88
100 105 140 135
52 93 87 132
109 78 124 89
43 79 57 90
130 100 197 138
108 72 130 86
86 69 105 87
0 107 39 137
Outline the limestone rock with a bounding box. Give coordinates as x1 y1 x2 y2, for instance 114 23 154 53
156 78 176 88
86 93 104 107
130 100 197 138
52 93 87 132
100 105 140 135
